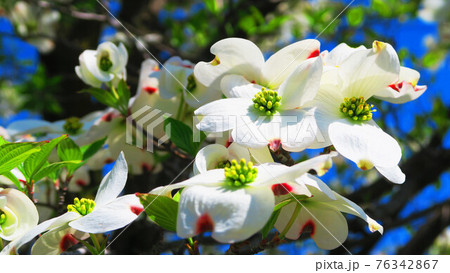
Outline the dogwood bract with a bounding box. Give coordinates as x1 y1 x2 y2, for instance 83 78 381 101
193 143 251 175
321 43 427 104
273 173 383 250
158 56 218 108
0 188 39 241
150 153 335 243
194 37 321 97
1 152 143 255
194 142 276 176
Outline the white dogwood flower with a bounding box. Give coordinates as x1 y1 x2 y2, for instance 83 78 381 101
1 152 143 255
0 188 39 241
159 56 194 99
158 57 218 108
195 55 324 151
75 42 128 88
151 153 335 243
6 111 102 145
274 173 383 250
78 59 175 174
10 1 60 53
310 41 414 184
321 43 427 104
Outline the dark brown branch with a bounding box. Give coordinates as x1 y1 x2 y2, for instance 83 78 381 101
397 203 450 254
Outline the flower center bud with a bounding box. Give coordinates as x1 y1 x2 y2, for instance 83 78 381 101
252 87 281 116
99 52 113 71
67 198 95 216
0 210 6 225
63 117 83 135
224 158 258 188
186 74 197 93
217 160 231 169
340 97 376 121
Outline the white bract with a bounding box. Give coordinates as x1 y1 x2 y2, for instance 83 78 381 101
151 153 335 243
274 173 383 250
321 43 427 104
158 56 194 100
75 42 128 88
195 38 324 151
157 56 215 108
194 142 275 175
0 188 39 241
374 67 427 104
193 142 250 175
310 41 426 184
1 152 143 255
194 37 321 96
130 58 181 139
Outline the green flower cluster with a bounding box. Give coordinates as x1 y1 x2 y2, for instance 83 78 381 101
67 198 96 216
340 96 376 121
252 88 281 116
224 159 258 188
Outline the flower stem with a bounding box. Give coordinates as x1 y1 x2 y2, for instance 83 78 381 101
186 238 199 255
90 233 102 254
0 237 3 251
176 95 185 120
111 85 119 100
279 203 301 240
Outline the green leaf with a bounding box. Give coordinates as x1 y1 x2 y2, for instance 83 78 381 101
164 118 205 156
138 193 178 232
372 0 392 17
23 135 67 181
423 49 446 68
80 88 119 111
116 80 131 115
172 189 183 202
57 138 82 161
0 136 8 146
261 199 293 239
33 160 83 182
347 7 364 27
0 142 42 175
81 137 107 161
274 198 293 211
57 138 83 175
261 209 281 239
1 171 23 191
80 240 99 255
204 0 218 14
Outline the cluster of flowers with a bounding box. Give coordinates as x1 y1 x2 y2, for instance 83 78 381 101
1 152 143 254
0 37 426 254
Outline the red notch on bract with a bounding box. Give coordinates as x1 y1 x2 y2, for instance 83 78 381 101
196 213 214 234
